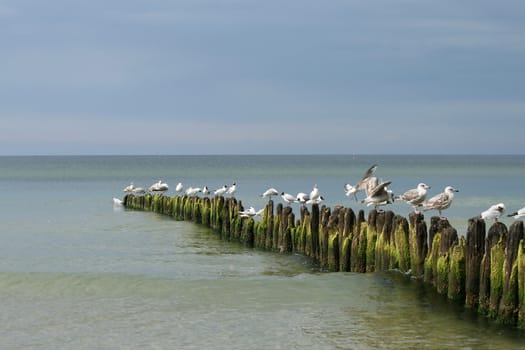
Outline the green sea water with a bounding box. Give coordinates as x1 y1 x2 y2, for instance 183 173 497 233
1 155 524 349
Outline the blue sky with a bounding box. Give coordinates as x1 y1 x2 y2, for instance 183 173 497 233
1 0 524 155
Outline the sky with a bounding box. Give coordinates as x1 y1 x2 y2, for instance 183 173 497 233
1 0 524 155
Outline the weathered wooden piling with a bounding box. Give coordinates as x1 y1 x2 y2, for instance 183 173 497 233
465 217 486 308
479 222 508 317
499 221 524 324
123 193 525 329
409 212 427 277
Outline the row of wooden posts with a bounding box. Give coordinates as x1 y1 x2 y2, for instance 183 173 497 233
123 193 525 328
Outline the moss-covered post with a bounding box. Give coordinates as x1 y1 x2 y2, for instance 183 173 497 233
499 221 523 324
241 217 255 247
311 203 320 262
300 208 313 258
393 215 411 273
326 206 342 271
409 212 427 277
279 206 294 253
424 217 457 292
267 203 280 251
293 206 308 254
365 210 379 272
517 237 525 328
448 238 466 301
374 210 394 272
201 197 211 226
351 210 367 273
465 217 486 309
479 222 507 317
339 208 355 272
320 206 331 268
436 223 458 296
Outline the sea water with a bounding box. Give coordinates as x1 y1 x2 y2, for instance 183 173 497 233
1 155 525 349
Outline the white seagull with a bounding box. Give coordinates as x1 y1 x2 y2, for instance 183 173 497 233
185 187 201 196
132 186 146 194
306 195 324 205
281 192 297 206
214 185 228 196
239 207 264 218
123 182 135 193
296 192 310 204
202 186 210 196
481 203 505 222
113 197 123 206
507 206 525 220
396 183 431 213
309 184 320 201
226 182 237 196
421 186 459 218
344 164 378 201
149 180 169 193
261 188 279 200
175 182 184 193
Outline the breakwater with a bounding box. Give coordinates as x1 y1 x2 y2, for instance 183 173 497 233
123 193 525 328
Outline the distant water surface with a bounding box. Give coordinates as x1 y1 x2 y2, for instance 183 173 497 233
1 155 524 349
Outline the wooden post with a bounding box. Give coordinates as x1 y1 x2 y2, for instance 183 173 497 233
517 236 525 328
311 204 320 262
393 215 411 273
465 217 486 308
320 206 331 268
448 237 466 301
479 222 507 316
339 208 355 272
409 212 427 277
499 220 523 324
366 209 379 273
350 210 367 272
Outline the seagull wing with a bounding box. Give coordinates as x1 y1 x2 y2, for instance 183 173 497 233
398 188 419 202
424 192 450 210
368 181 391 197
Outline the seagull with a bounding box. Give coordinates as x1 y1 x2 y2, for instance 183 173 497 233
281 192 297 206
480 203 505 222
149 180 169 193
507 206 525 220
185 187 201 196
132 186 146 194
123 182 135 193
296 192 310 204
226 182 237 196
395 183 431 213
421 186 459 218
361 180 394 209
306 195 324 205
344 164 378 201
175 182 184 193
261 187 279 200
202 186 210 196
344 183 357 197
214 185 228 196
239 207 264 218
309 184 320 201
113 197 123 206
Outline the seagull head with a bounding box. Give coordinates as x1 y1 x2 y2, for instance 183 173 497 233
418 183 431 190
445 186 459 193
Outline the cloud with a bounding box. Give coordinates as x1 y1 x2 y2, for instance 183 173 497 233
0 0 524 154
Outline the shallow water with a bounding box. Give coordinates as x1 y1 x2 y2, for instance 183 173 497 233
1 155 525 349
